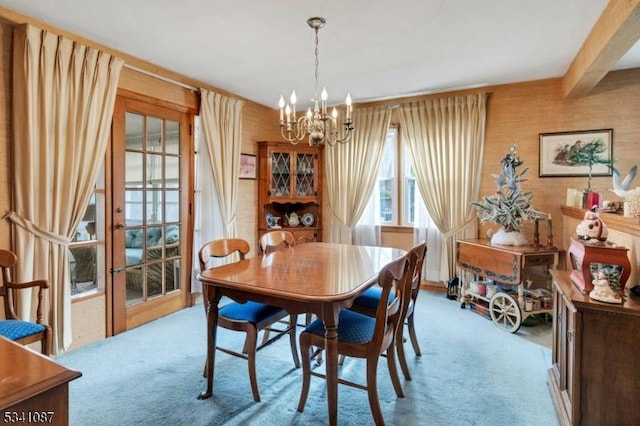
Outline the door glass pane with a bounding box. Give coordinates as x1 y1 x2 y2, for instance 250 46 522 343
126 266 144 302
126 152 144 186
147 117 162 151
146 191 163 224
124 113 182 306
147 154 164 188
126 113 143 151
166 156 179 187
166 120 180 155
125 190 144 225
165 191 180 222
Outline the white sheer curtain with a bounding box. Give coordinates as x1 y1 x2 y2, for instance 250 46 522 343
191 116 224 293
199 90 243 239
413 191 443 282
400 93 487 283
353 193 380 246
326 106 392 243
7 23 123 353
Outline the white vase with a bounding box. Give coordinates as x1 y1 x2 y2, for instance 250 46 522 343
490 228 528 246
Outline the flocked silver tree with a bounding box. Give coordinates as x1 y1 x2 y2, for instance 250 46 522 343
473 143 543 233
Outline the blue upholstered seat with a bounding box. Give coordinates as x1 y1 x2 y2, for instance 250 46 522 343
220 301 285 323
352 286 393 309
0 319 46 341
304 309 376 344
198 238 299 403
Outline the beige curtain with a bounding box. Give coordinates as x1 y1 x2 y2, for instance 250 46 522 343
199 90 244 238
399 93 487 282
8 24 123 353
326 106 392 243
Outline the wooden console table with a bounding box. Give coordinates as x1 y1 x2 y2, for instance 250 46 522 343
0 337 81 425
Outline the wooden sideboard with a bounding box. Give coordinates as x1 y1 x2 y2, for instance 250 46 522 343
548 270 640 426
0 337 81 425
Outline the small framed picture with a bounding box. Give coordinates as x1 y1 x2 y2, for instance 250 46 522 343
239 153 257 179
539 129 613 177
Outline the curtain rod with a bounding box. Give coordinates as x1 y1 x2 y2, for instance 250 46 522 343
123 63 199 92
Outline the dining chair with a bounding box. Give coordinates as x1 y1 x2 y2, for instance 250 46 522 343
259 230 295 254
198 238 299 402
296 252 413 425
260 230 317 331
348 242 427 380
0 249 52 356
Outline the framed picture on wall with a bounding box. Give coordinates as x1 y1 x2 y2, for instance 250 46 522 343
539 129 613 177
239 153 257 179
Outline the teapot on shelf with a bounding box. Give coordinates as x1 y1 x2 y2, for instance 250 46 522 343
286 212 300 227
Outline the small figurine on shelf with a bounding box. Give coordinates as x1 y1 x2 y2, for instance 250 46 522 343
576 206 608 242
589 269 622 304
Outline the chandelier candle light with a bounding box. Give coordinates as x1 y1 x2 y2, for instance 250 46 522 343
278 17 355 146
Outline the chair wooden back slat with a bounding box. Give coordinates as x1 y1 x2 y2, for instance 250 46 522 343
198 238 250 272
260 231 295 255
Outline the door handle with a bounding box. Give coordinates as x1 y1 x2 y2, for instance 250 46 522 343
110 267 124 274
115 222 126 230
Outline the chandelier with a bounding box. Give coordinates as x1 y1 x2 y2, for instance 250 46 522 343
278 17 355 146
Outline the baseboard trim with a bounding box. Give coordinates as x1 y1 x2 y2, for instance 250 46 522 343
421 280 446 293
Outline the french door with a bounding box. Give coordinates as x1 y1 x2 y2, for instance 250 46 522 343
111 95 192 334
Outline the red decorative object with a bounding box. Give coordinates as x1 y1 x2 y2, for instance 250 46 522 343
582 190 600 209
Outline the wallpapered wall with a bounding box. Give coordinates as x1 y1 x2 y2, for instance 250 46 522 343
1 17 640 267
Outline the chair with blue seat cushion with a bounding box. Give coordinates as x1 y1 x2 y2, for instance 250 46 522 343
0 249 51 355
349 242 427 381
198 238 299 402
297 252 413 425
259 230 295 254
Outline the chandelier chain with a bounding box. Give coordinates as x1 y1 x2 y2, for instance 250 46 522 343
314 27 320 98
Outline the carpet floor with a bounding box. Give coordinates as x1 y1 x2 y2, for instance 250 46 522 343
56 291 559 426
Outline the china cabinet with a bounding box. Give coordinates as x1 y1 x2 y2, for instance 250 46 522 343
257 141 323 248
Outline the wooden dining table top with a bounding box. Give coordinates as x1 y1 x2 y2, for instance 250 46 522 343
198 242 406 302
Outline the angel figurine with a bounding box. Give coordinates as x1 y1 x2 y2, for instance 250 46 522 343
589 269 621 304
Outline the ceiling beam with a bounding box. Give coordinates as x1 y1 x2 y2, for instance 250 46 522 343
563 0 640 99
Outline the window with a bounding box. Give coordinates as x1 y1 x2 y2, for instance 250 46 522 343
69 165 105 297
375 126 416 226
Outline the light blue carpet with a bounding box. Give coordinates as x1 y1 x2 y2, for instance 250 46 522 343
56 291 559 426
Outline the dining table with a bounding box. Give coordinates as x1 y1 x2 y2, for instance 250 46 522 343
197 241 406 426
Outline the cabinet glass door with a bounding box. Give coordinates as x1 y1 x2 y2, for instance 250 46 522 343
295 153 316 196
270 151 291 196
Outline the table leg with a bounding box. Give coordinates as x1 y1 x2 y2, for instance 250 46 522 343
198 285 220 399
323 308 340 426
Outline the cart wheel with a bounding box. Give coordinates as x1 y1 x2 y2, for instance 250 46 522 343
489 292 522 333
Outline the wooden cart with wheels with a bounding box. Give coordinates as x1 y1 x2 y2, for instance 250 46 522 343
456 238 561 333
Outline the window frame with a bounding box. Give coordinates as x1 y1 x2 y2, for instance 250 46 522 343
375 125 415 227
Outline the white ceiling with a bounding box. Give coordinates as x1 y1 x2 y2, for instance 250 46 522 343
1 0 639 108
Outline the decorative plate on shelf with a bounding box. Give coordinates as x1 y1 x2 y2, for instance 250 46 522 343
301 212 314 227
